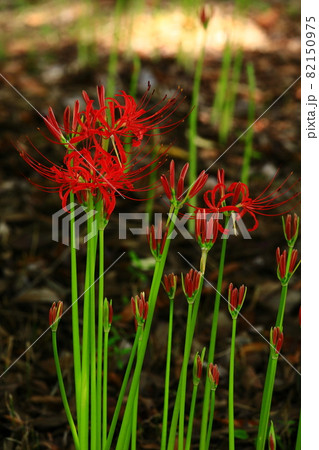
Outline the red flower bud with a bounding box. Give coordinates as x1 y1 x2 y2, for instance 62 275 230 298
163 273 177 300
271 327 284 356
228 283 247 318
208 363 219 390
182 268 201 303
131 292 148 330
49 301 63 331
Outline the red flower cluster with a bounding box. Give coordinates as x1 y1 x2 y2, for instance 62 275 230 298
20 85 184 219
201 169 300 232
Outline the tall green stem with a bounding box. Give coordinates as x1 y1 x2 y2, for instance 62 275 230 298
229 318 237 450
188 29 207 226
106 327 142 450
199 234 228 450
161 298 174 450
88 207 97 450
131 330 142 450
102 329 109 450
97 224 105 449
52 331 80 450
205 390 216 450
256 356 278 450
69 194 81 425
295 411 301 450
115 208 179 449
185 384 199 450
179 302 193 450
167 250 208 449
257 246 294 449
241 62 256 185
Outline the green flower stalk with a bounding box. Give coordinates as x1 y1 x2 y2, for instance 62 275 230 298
131 293 148 450
188 4 211 222
185 349 206 450
227 283 247 450
257 216 300 450
102 299 113 450
168 212 218 449
256 327 284 450
161 274 177 450
205 363 220 450
49 302 80 450
179 268 201 449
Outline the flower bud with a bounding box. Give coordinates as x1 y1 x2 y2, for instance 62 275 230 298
131 292 148 330
208 363 219 390
282 213 299 247
270 326 284 358
103 298 113 333
268 420 276 450
228 283 247 319
162 273 177 300
49 301 63 332
182 268 201 304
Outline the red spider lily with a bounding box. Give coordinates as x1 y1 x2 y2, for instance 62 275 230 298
182 268 201 303
66 84 185 164
270 326 284 355
162 273 178 300
19 138 167 218
201 170 300 232
161 160 208 205
195 209 219 250
147 222 169 260
228 283 247 318
49 301 63 332
42 84 185 168
208 363 219 390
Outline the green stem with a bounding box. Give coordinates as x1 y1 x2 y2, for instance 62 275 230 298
179 302 193 450
161 298 174 450
69 194 81 426
185 384 199 450
97 224 105 449
229 318 237 450
52 332 80 450
241 62 256 185
131 330 143 450
256 356 278 450
102 330 109 450
115 208 179 449
188 29 207 225
80 241 91 449
106 326 142 450
257 246 295 449
89 208 97 450
199 233 228 450
205 390 216 450
178 303 193 450
295 411 301 450
167 250 208 449
211 43 232 125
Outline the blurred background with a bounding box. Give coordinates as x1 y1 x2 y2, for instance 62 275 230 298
0 0 300 449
